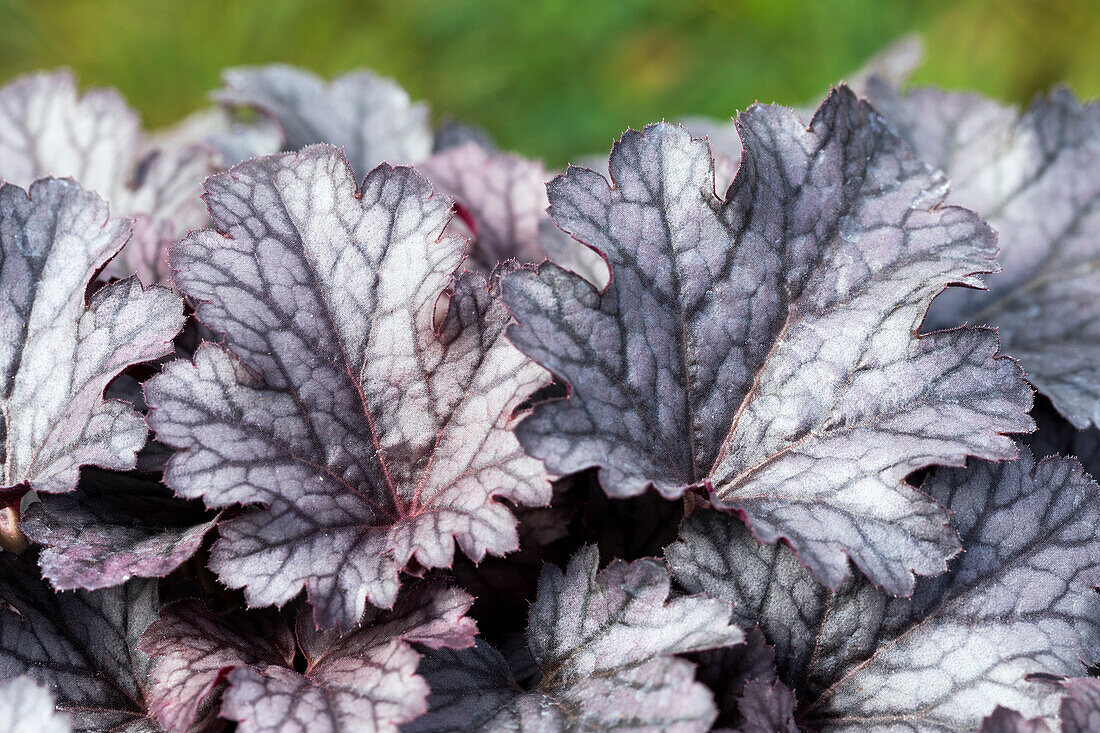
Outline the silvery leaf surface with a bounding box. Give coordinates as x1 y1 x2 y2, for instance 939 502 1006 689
144 145 552 629
502 87 1032 596
867 81 1100 428
0 677 72 733
667 446 1100 731
409 546 743 732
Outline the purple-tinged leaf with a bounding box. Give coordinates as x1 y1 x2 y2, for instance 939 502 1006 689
215 65 431 177
145 145 551 629
1061 678 1100 733
980 707 1052 733
417 142 605 282
693 628 779 731
668 446 1100 731
0 179 184 496
0 677 71 733
866 81 1100 429
410 546 742 732
735 680 798 733
503 87 1032 596
140 585 475 732
22 468 217 590
0 552 160 732
0 70 216 283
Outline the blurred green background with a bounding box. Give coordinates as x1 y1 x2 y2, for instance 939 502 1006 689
1 0 1098 166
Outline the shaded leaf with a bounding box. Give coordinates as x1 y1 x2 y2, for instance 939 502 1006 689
0 552 160 732
867 81 1100 428
735 679 798 733
502 87 1032 596
1 178 184 496
692 628 779 731
22 468 217 591
1061 678 1100 733
140 585 475 733
979 707 1052 733
216 65 431 177
667 446 1100 731
145 145 551 629
410 546 742 732
0 70 216 283
0 677 72 733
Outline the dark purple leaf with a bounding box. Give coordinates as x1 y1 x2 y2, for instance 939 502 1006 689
0 552 160 732
866 81 1100 429
140 585 475 732
735 679 799 733
22 468 217 590
416 142 605 281
979 707 1052 733
144 145 552 629
502 87 1032 596
693 628 779 731
1 178 185 496
215 66 431 176
0 70 216 283
410 546 742 732
1061 678 1100 733
668 446 1100 730
0 677 72 733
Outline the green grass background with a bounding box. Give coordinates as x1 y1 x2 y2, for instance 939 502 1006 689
1 0 1098 166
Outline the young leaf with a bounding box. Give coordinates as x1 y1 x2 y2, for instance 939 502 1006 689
1061 678 1100 733
667 446 1100 730
0 70 216 283
22 468 217 590
735 680 799 733
215 65 431 176
866 82 1100 429
0 552 161 732
0 677 71 733
139 585 475 732
416 142 606 283
409 546 743 732
144 145 552 629
502 87 1032 596
1 179 184 497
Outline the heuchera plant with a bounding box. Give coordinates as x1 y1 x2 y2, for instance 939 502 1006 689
1 36 1099 732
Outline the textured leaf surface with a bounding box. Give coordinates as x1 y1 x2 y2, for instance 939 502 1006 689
145 145 551 629
667 446 1100 731
417 142 606 282
216 65 431 177
1061 678 1100 733
140 585 475 733
22 468 217 590
0 677 72 733
0 179 184 495
411 546 742 732
867 81 1100 428
735 680 798 733
0 70 215 283
692 628 779 731
0 552 160 732
502 87 1032 595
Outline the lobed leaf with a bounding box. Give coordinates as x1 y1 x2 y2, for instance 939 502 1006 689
216 65 431 177
139 585 475 732
0 178 184 496
667 445 1100 731
410 546 743 732
867 81 1100 429
502 86 1032 596
145 145 552 628
0 70 216 283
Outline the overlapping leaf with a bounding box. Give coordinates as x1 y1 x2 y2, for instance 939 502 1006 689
0 677 71 733
139 585 474 732
0 178 184 498
0 552 162 732
417 142 607 284
145 145 552 629
667 446 1100 731
866 80 1100 428
502 87 1032 596
409 546 742 732
22 468 217 590
0 70 217 283
215 65 431 177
